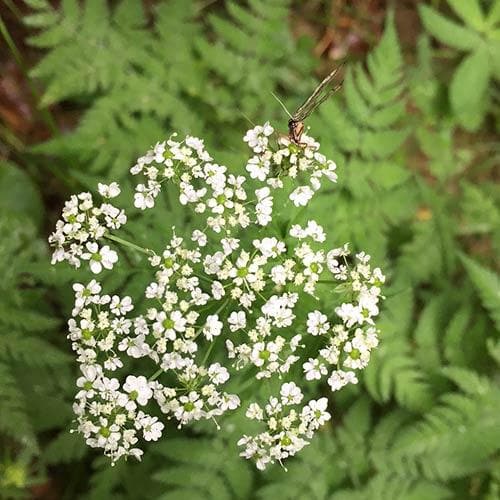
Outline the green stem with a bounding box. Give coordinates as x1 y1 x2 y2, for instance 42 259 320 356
149 368 163 382
104 233 153 256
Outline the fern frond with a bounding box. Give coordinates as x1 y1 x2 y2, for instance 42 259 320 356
460 181 500 235
389 386 500 481
26 0 149 106
0 362 36 448
43 429 87 465
443 305 472 366
331 474 451 500
309 11 414 261
413 296 445 371
0 333 70 367
364 339 434 412
257 429 343 500
460 255 500 332
153 437 253 500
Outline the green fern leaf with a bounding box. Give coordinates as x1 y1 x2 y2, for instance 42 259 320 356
0 362 36 448
153 437 253 500
460 255 500 332
43 429 87 465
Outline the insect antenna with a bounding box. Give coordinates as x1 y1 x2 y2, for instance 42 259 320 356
240 112 256 127
271 91 293 119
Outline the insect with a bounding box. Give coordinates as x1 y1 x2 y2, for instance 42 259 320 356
287 66 343 144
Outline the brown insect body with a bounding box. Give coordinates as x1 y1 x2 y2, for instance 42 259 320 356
288 119 305 145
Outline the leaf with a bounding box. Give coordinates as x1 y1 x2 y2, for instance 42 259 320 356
460 181 500 234
460 255 500 332
43 430 87 464
447 0 485 31
24 0 51 8
413 297 444 371
443 306 472 365
487 1 500 26
419 4 481 51
154 437 253 500
449 48 491 130
370 162 411 189
0 161 45 228
0 362 37 448
442 366 491 396
364 340 433 413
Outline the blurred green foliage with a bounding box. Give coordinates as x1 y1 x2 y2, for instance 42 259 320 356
1 0 499 498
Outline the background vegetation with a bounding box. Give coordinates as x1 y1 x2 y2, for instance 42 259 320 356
0 0 499 498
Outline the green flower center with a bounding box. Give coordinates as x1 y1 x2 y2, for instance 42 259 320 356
350 348 361 360
99 427 111 438
162 318 175 330
92 252 102 262
310 263 319 273
83 381 93 391
259 349 270 361
237 267 248 278
129 390 139 401
184 402 195 412
163 257 174 268
281 436 292 446
81 329 93 340
216 194 226 204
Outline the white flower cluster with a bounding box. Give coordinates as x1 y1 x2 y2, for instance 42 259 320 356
302 249 385 393
49 183 124 273
50 124 385 470
130 123 337 235
239 382 330 470
69 278 239 463
244 124 337 207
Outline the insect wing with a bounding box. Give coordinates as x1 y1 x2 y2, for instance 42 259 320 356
292 66 342 122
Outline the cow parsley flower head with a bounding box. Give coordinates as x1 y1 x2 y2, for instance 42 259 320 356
48 191 126 273
50 123 385 470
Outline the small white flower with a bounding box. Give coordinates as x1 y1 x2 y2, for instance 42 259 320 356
191 230 207 247
82 243 118 274
123 375 152 405
306 310 330 336
228 311 246 332
208 363 230 385
98 182 121 198
290 186 314 207
280 382 303 405
139 415 164 441
246 156 269 181
303 358 327 381
336 303 363 328
203 314 223 341
110 295 133 316
304 398 331 426
245 403 264 420
327 370 358 392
